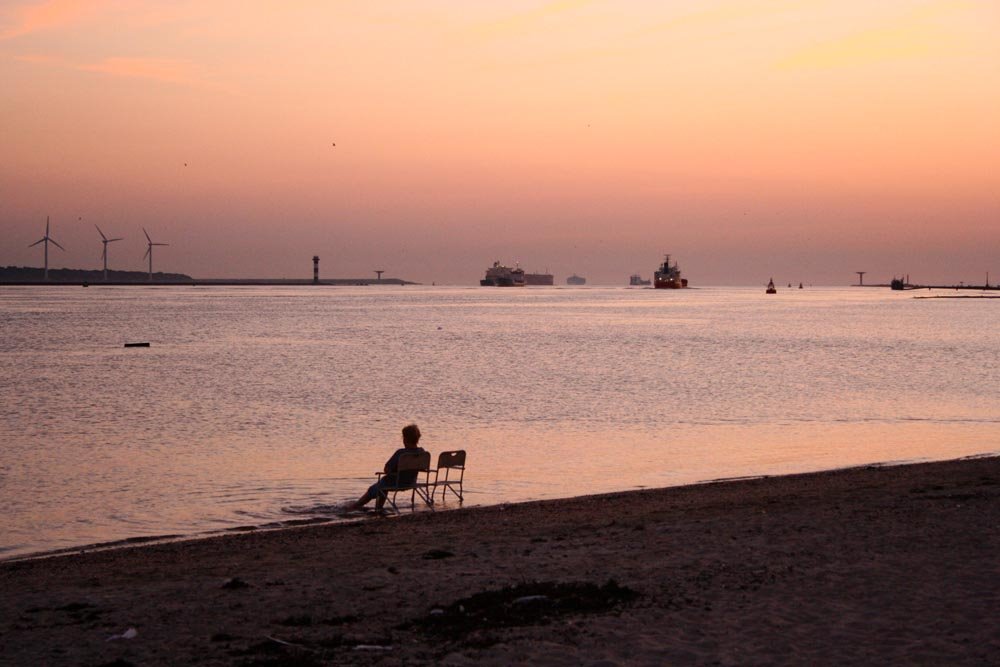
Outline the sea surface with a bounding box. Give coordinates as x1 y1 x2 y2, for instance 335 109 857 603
1 285 997 559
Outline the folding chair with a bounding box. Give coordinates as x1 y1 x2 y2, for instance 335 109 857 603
375 450 435 512
433 450 466 502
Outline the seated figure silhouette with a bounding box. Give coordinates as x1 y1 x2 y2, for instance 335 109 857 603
346 424 425 511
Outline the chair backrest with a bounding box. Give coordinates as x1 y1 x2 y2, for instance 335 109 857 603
437 450 466 469
396 450 432 472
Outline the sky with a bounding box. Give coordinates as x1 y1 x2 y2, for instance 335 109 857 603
1 0 997 285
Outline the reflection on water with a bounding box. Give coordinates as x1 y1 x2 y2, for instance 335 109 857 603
1 285 997 558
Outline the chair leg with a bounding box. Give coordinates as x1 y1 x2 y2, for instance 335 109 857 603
414 486 435 511
386 490 399 513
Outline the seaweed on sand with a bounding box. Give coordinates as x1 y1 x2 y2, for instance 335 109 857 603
406 580 638 636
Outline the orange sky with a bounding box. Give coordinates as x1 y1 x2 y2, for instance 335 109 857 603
1 1 998 284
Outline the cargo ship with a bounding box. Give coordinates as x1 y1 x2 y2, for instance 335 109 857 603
524 271 554 286
653 254 688 289
629 273 651 286
480 261 526 287
566 274 586 285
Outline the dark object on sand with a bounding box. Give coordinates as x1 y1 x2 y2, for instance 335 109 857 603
124 342 150 348
410 580 638 635
221 577 250 590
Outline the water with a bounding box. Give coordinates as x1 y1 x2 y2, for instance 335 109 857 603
1 285 997 558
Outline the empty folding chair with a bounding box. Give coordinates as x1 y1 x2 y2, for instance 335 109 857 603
433 450 466 502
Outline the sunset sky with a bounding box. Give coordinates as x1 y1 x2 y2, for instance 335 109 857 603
1 1 997 285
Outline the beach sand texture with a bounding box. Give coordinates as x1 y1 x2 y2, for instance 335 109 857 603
1 456 998 665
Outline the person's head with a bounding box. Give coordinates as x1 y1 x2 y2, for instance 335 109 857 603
401 423 421 448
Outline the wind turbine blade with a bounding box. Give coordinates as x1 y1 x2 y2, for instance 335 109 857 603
46 217 50 234
109 237 123 242
28 238 45 247
95 224 107 240
50 238 65 251
143 247 150 260
101 246 107 261
153 243 169 246
143 228 152 243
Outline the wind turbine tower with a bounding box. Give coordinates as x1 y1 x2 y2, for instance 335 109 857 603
95 224 123 281
28 216 65 281
143 228 169 281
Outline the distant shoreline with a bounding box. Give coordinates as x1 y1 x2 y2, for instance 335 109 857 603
0 279 418 286
0 266 418 286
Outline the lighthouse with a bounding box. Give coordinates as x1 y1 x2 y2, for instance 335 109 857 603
313 256 319 284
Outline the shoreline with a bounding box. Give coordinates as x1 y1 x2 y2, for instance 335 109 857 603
2 455 998 664
6 454 995 565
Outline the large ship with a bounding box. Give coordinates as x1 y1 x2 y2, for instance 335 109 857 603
480 261 526 287
629 273 651 286
653 254 688 289
524 271 554 286
566 274 586 285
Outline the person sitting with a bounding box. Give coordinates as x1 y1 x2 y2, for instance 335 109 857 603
345 424 425 511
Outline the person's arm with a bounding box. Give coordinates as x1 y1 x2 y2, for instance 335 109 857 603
384 449 401 474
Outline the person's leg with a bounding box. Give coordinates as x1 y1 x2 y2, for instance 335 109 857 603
374 476 393 510
346 481 380 511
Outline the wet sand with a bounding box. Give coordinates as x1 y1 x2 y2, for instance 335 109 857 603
2 456 998 666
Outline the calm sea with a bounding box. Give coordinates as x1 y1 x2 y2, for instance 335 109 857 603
1 285 997 558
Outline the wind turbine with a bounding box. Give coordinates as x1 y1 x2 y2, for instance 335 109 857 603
142 228 168 281
28 216 65 281
95 224 123 281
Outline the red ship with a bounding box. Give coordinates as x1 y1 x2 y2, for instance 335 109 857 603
654 254 688 289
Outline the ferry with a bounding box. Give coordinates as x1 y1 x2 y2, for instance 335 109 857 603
653 255 688 289
480 261 525 287
629 273 651 286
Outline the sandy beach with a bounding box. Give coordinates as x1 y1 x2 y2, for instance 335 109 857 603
2 456 998 666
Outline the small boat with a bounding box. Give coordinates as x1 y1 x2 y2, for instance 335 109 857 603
798 282 803 289
629 273 651 286
766 278 777 294
124 342 150 348
566 274 586 285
